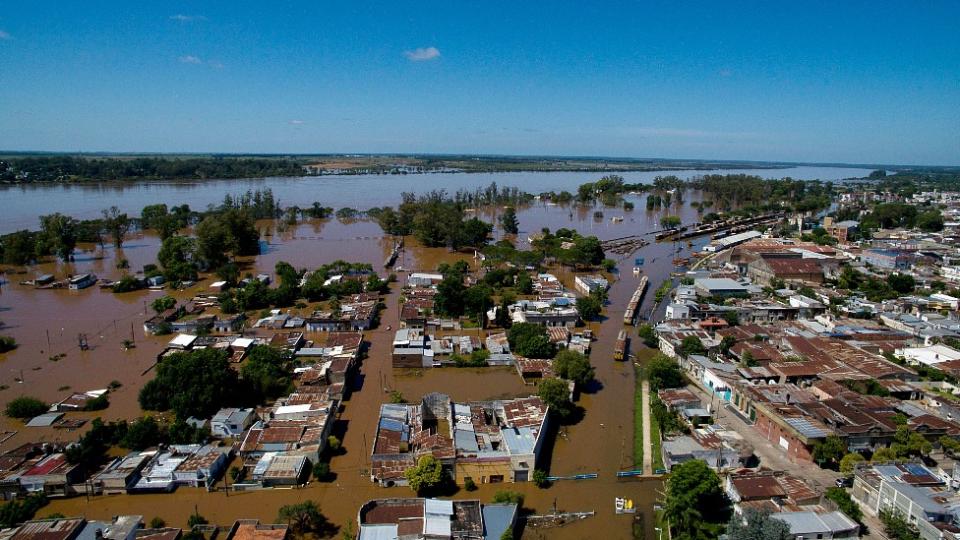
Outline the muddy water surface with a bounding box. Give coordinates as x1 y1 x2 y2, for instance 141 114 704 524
0 196 724 538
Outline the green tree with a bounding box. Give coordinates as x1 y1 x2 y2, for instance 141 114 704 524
120 417 164 450
157 235 198 282
463 284 494 322
638 324 657 348
216 262 240 286
0 494 48 528
492 490 524 506
500 207 519 235
507 323 555 358
187 512 208 528
151 295 176 314
1 230 41 265
240 346 293 402
886 273 915 294
515 272 534 294
576 294 602 321
916 210 944 232
532 469 549 488
663 460 731 540
872 447 898 463
679 336 707 358
552 349 594 386
0 336 18 353
138 348 240 419
839 452 866 475
495 299 513 329
940 435 960 457
825 487 863 523
5 397 49 419
39 213 78 261
725 508 791 540
812 436 847 468
277 501 330 536
403 455 445 494
537 378 573 419
435 273 466 318
101 206 131 248
647 353 684 391
880 509 920 540
660 215 682 228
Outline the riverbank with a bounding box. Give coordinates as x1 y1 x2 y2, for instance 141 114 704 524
0 154 802 185
0 165 875 234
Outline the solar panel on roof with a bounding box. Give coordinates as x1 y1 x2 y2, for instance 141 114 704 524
784 417 829 438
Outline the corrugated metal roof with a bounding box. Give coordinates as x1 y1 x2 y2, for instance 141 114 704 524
783 417 830 438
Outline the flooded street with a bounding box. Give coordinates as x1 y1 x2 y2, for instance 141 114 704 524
0 190 725 537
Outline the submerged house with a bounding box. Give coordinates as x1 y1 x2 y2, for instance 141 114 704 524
370 393 550 487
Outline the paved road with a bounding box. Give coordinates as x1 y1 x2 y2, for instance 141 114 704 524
684 381 840 490
642 379 653 475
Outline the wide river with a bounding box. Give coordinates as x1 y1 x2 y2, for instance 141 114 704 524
0 165 872 233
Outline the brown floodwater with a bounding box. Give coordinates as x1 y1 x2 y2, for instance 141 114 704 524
0 195 721 538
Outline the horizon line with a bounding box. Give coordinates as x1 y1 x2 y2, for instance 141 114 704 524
1 150 958 170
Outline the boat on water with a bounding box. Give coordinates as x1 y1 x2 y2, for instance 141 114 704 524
615 497 637 514
614 329 629 361
623 276 649 325
68 274 97 290
632 267 641 275
20 274 55 287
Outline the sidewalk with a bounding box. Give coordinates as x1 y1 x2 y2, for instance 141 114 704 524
642 379 652 475
684 381 841 490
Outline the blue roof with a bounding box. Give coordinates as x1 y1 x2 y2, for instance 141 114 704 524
502 426 537 455
455 429 480 453
784 417 830 438
482 504 517 540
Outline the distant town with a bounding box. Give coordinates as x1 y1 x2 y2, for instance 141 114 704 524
3 168 960 540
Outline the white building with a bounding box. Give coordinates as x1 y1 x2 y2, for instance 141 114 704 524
894 344 960 367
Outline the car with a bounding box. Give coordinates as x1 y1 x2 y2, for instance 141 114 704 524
835 477 853 488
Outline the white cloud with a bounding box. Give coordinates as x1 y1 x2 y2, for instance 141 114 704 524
0 30 12 40
288 120 305 125
404 46 440 62
170 14 206 22
178 55 202 64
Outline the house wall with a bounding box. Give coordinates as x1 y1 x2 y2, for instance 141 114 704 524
392 352 426 368
753 410 815 463
455 460 514 485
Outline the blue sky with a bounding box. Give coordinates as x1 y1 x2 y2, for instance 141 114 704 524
0 1 958 165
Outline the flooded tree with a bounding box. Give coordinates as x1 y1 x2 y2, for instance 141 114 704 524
500 206 519 234
38 213 78 261
101 206 131 248
403 456 445 494
537 378 573 419
552 350 594 386
277 500 331 537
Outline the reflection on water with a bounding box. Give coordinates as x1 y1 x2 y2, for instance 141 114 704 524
0 166 871 233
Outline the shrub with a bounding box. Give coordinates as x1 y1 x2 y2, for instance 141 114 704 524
492 490 524 507
5 397 49 419
532 469 549 488
0 336 17 354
